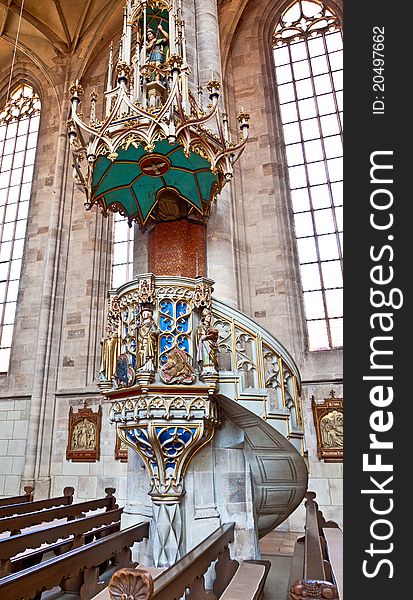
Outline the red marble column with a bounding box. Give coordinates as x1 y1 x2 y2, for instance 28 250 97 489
148 220 206 277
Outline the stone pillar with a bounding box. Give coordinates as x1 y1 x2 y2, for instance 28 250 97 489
122 450 153 565
194 0 238 307
133 224 148 277
194 0 222 88
109 385 221 568
151 501 184 567
22 66 71 498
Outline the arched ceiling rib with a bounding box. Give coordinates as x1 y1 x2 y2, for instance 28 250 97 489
0 0 124 76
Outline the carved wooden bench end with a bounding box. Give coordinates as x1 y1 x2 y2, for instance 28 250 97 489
108 568 154 600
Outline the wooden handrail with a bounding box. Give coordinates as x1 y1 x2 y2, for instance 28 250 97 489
0 507 123 560
0 522 150 600
152 522 236 600
106 526 271 600
289 492 340 600
303 492 326 581
0 488 34 508
0 488 117 535
0 487 74 519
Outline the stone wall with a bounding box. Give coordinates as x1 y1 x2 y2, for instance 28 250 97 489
0 51 130 501
50 399 127 505
0 397 29 496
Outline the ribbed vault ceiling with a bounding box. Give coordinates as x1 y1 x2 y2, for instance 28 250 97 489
0 0 125 80
0 0 254 92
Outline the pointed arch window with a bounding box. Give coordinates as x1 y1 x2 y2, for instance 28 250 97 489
0 84 41 372
112 214 134 288
273 1 343 350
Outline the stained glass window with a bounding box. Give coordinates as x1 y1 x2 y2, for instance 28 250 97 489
273 0 343 350
0 84 41 372
112 213 134 288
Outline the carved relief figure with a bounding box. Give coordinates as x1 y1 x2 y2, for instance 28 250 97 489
160 348 195 384
320 410 343 448
196 308 219 374
136 308 159 372
67 405 101 462
72 419 96 450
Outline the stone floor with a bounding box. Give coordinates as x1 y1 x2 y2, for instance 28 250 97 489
260 530 300 600
260 530 300 556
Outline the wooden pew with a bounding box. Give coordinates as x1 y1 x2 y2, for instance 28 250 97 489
322 527 343 600
288 491 342 600
0 507 123 576
0 521 150 600
102 523 270 600
0 487 34 508
0 486 74 519
0 487 117 536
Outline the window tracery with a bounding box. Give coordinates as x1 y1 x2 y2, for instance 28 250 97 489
0 84 41 372
273 0 343 350
112 214 134 288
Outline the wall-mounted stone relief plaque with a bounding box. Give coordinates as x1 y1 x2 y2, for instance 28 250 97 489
312 391 343 463
66 405 102 462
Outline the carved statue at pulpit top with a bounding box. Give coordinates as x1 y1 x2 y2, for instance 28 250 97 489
146 25 169 81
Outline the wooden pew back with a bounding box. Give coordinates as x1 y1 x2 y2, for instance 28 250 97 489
0 487 74 519
0 487 117 535
0 521 150 600
0 507 123 576
0 487 34 508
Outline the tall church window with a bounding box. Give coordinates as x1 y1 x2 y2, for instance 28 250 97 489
273 1 343 350
112 214 134 288
0 84 41 372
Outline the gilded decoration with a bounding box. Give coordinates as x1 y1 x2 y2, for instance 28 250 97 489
99 295 121 387
66 405 102 462
193 280 212 309
101 275 304 438
67 0 250 228
116 414 219 500
115 431 128 462
312 391 343 462
137 276 156 305
111 395 208 421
